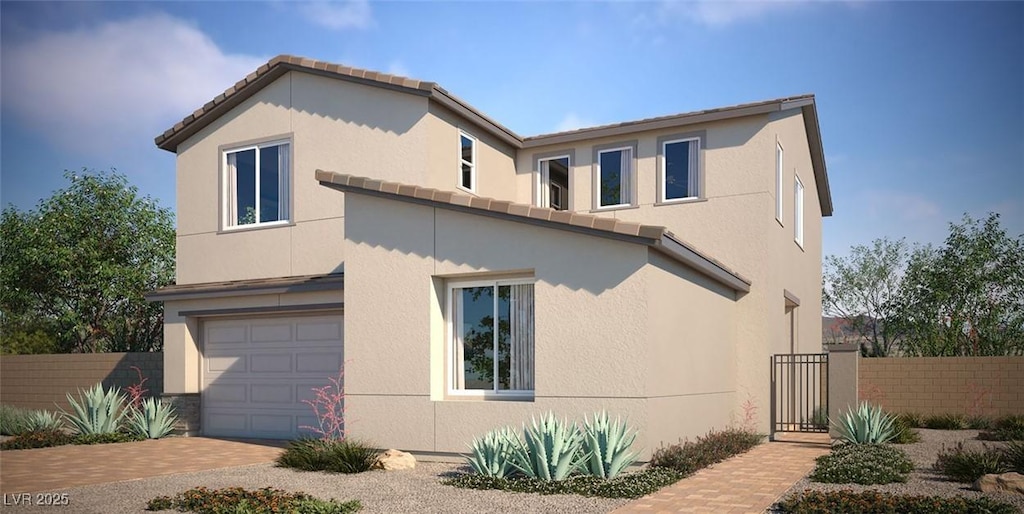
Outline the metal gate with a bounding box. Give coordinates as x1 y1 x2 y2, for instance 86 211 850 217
770 353 828 439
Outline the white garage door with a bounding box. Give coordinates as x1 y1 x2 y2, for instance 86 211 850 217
202 314 343 439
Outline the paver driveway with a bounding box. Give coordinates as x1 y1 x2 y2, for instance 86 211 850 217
0 437 285 494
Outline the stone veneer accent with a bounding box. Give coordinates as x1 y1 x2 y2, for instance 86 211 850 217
162 393 201 436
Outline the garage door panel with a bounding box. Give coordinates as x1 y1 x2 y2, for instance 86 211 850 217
203 314 343 439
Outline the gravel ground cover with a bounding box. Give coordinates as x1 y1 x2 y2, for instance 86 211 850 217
773 429 1024 512
1 461 631 514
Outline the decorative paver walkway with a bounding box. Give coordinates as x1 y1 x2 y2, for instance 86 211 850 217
0 437 285 494
615 433 831 514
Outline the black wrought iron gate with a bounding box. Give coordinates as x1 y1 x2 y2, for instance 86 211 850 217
770 353 829 440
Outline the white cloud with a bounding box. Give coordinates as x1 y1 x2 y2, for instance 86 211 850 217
386 60 410 78
655 0 808 27
298 0 373 30
863 190 942 222
1 14 264 155
554 113 595 133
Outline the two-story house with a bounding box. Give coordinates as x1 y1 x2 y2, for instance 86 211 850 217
147 55 832 457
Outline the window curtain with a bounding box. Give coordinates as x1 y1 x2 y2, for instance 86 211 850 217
452 291 465 389
620 148 632 205
226 153 238 225
278 144 290 220
539 160 550 207
509 284 535 390
688 140 699 197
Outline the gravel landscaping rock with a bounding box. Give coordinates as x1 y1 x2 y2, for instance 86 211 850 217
1 461 630 513
773 429 1024 512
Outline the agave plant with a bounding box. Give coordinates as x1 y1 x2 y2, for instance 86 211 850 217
509 412 589 481
23 410 65 432
581 410 639 479
60 384 129 436
466 427 521 478
127 397 178 439
833 402 897 444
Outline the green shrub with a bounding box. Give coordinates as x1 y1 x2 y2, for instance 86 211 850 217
74 432 145 445
276 438 379 474
23 410 65 433
979 414 1024 441
1004 440 1024 472
581 410 639 479
933 442 1007 482
890 415 922 444
776 489 1018 514
966 414 993 430
0 429 74 450
809 443 913 484
508 412 588 482
466 427 520 479
145 487 360 514
896 412 924 428
832 403 896 444
649 428 764 476
127 397 178 439
0 405 64 435
923 413 968 430
61 384 130 435
442 467 683 499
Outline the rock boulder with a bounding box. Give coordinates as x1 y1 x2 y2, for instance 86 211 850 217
373 449 416 470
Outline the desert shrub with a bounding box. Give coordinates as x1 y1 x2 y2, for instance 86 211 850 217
61 384 130 435
580 411 640 479
832 403 896 444
809 443 913 484
442 467 683 499
276 438 379 474
466 426 521 479
649 428 764 476
923 413 968 430
0 405 63 435
966 415 993 430
0 429 74 450
933 442 1007 482
127 397 178 439
890 415 922 444
146 487 360 514
979 414 1024 441
508 412 588 482
1004 440 1024 472
776 489 1017 514
896 412 924 428
74 432 145 445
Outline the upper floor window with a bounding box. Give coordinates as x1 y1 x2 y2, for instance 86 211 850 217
537 155 570 211
596 147 633 208
776 142 784 224
224 140 290 229
794 174 805 248
449 278 534 397
660 137 700 202
459 131 476 192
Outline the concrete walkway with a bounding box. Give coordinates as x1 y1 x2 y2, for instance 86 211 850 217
615 433 830 514
0 437 285 494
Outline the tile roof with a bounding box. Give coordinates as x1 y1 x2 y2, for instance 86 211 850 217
315 170 751 293
146 272 344 301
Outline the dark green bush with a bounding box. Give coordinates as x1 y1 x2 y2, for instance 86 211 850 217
923 413 968 430
896 412 924 428
649 428 765 476
809 443 914 485
890 415 922 444
0 429 74 450
978 415 1024 441
74 432 146 445
146 487 360 514
442 467 683 499
276 438 379 474
933 442 1007 482
966 415 993 430
776 489 1017 514
1004 440 1024 472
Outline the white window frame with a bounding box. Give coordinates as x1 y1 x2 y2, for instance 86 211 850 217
595 146 633 210
659 136 701 204
222 139 291 231
446 277 535 400
536 154 571 209
458 130 477 193
794 174 805 248
775 141 784 224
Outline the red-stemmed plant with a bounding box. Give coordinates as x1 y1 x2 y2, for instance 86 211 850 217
126 366 149 409
300 367 346 440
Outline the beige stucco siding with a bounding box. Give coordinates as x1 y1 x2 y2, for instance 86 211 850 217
426 103 518 201
161 289 343 395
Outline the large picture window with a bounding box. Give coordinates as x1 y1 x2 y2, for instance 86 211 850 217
449 279 534 396
224 140 290 228
596 147 632 208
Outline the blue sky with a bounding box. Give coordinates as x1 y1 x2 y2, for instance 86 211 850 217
1 0 1021 260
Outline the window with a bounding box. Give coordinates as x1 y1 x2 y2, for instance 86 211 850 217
449 279 534 397
660 138 700 202
775 142 784 223
537 155 570 210
596 147 632 208
224 140 290 228
794 175 804 247
459 131 476 192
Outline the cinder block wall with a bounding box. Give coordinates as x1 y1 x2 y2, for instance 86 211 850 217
859 357 1024 417
0 353 164 412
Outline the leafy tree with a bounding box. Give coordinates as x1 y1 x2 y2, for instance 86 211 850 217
822 238 909 356
894 213 1024 356
0 170 174 353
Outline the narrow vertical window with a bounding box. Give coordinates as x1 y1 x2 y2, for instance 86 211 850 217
794 175 805 247
225 141 290 228
459 131 476 192
776 142 784 223
537 155 570 210
597 147 632 208
661 138 700 202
